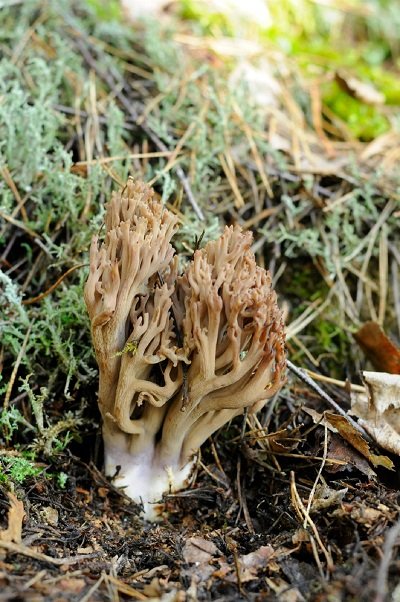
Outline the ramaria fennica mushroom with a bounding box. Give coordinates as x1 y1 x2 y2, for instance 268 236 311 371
85 178 286 520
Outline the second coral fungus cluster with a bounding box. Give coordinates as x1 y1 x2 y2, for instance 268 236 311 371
85 178 286 519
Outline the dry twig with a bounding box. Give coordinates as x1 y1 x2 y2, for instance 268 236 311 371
287 360 375 445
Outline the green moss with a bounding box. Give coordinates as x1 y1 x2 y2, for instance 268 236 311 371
322 82 389 140
0 454 43 484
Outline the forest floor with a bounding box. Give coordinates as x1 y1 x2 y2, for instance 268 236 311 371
1 1 400 600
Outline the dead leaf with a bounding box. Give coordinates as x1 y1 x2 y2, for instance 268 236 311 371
327 433 376 479
336 72 385 105
40 506 59 527
351 506 383 527
325 411 394 470
143 578 184 601
216 545 274 583
351 371 400 456
309 484 348 513
182 537 218 583
238 546 275 582
303 407 336 431
266 428 302 452
229 60 281 108
292 528 310 546
333 501 394 529
354 321 400 374
303 407 376 477
182 537 218 564
0 492 25 544
70 164 88 178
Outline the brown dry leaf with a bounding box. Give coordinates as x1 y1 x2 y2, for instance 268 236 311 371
335 71 385 105
265 428 302 452
303 406 333 428
292 528 310 545
182 537 218 564
143 578 184 601
351 371 400 456
238 546 275 582
354 321 400 374
350 506 384 527
309 484 348 513
70 164 88 178
327 433 376 478
325 411 394 470
40 506 59 527
216 545 274 583
0 492 25 544
303 407 376 477
182 537 218 583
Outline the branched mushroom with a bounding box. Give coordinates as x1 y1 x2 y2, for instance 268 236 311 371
85 178 286 520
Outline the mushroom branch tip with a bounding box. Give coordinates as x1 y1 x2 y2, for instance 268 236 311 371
85 178 286 520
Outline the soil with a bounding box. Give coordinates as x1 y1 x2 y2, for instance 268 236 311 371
1 388 399 602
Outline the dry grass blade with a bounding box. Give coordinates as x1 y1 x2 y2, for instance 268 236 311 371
78 574 105 602
303 423 328 527
105 574 148 600
72 150 174 167
219 152 245 208
378 224 388 326
70 34 205 220
290 471 334 574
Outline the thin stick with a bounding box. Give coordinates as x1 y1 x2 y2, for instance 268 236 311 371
78 575 105 602
73 151 174 166
0 209 38 239
287 360 375 446
378 224 388 326
303 368 365 393
0 540 99 566
105 574 148 600
22 264 86 305
0 165 28 221
374 518 400 602
303 422 328 527
4 324 32 409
